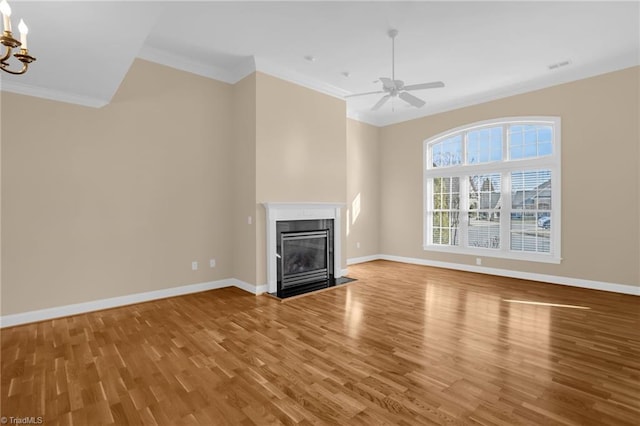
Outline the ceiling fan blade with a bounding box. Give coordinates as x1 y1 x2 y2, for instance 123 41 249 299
345 90 386 98
379 77 394 89
371 95 391 111
399 91 426 108
403 81 445 91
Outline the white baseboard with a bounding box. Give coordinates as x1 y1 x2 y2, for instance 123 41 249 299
346 254 639 296
347 254 383 265
232 279 268 295
0 278 264 328
374 254 640 296
4 257 636 328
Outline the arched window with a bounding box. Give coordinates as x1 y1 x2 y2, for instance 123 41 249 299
424 117 561 263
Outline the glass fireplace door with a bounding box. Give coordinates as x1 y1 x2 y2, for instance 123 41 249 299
280 230 330 290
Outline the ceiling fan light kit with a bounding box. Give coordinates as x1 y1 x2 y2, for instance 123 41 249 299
346 29 444 111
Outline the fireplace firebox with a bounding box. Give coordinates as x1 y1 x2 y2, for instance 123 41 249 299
276 219 334 298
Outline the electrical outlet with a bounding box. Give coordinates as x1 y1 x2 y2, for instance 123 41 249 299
192 261 198 271
248 216 252 225
210 259 216 268
356 242 361 249
476 257 482 266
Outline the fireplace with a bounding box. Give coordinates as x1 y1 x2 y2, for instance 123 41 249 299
277 219 334 297
264 202 344 297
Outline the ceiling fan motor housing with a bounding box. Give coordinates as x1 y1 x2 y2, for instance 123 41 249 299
382 78 405 95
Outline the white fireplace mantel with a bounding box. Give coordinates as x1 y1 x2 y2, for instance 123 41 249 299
263 202 344 294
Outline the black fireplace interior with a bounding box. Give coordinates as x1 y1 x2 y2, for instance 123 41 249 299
276 219 334 298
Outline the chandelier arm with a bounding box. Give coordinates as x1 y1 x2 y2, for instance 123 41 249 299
0 33 35 74
14 50 35 63
1 45 11 62
1 33 19 63
0 60 27 74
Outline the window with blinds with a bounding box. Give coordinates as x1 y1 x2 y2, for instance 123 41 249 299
424 117 561 263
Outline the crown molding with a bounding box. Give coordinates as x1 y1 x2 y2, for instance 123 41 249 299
138 48 351 100
253 56 350 101
349 51 640 128
137 46 242 83
3 48 636 123
0 79 108 108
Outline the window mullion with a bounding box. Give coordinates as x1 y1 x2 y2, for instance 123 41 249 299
503 125 509 161
425 178 433 246
460 175 469 248
501 171 511 253
459 131 468 248
462 130 468 166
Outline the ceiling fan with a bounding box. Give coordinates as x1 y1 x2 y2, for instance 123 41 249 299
346 29 445 111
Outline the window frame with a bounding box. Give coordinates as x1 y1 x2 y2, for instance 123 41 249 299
423 117 562 264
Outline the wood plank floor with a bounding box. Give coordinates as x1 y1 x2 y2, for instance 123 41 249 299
2 260 639 425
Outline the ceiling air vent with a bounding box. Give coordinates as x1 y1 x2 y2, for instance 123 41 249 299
548 60 571 71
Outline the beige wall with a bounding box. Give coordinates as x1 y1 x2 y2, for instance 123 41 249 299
379 66 640 287
346 119 380 259
231 74 258 285
1 67 351 314
3 58 636 318
1 59 235 315
255 73 347 202
255 72 347 283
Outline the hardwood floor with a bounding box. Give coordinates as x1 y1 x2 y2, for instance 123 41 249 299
2 260 639 425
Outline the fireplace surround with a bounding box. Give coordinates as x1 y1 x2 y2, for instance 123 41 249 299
264 203 343 296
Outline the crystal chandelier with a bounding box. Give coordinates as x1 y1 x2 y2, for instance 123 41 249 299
0 0 35 75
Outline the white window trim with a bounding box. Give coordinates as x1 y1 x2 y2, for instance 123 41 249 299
423 116 562 264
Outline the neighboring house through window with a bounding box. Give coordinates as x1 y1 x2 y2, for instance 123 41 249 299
424 117 561 263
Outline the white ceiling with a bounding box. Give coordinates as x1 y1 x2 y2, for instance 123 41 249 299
1 1 639 126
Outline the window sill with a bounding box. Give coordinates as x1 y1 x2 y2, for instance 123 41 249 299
422 245 562 264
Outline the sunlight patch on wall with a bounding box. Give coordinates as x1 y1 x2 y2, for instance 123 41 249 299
351 193 361 225
346 209 350 236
